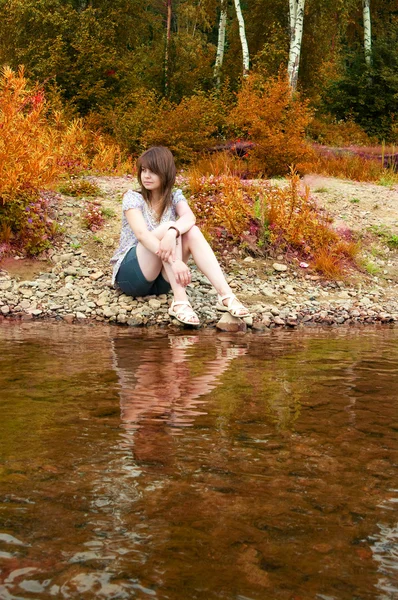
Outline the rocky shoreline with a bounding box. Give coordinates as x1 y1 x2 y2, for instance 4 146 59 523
1 251 397 332
1 174 397 332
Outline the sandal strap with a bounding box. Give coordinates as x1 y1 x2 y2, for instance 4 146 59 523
171 301 199 324
172 301 195 316
218 294 237 309
172 301 191 308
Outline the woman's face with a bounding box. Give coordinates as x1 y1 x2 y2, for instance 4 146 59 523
141 167 162 194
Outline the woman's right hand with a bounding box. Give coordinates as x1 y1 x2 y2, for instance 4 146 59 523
171 259 191 287
157 229 177 262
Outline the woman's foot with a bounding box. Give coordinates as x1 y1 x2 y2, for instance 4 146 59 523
169 300 200 326
216 294 251 318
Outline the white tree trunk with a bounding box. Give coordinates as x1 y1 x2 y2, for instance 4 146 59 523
363 0 372 66
164 0 172 96
233 0 249 76
214 0 227 86
287 0 305 92
289 0 296 41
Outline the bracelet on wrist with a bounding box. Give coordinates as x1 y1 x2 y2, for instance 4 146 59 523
168 225 180 238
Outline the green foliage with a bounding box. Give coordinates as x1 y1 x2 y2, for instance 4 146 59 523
322 27 398 141
369 224 398 249
1 0 397 157
59 179 101 197
362 260 380 275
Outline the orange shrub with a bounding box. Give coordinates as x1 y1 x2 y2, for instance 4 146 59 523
0 66 63 202
258 171 359 277
189 152 250 179
141 93 226 163
184 168 359 277
0 66 129 254
310 148 398 183
186 173 254 247
227 74 315 176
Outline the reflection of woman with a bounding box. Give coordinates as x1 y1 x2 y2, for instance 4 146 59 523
111 335 247 453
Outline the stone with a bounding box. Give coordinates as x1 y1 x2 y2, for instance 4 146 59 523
103 306 118 318
95 298 108 307
216 313 247 333
148 299 162 310
0 281 12 291
261 287 276 298
0 305 10 315
286 318 298 327
261 316 271 327
75 312 87 320
284 285 296 295
90 271 104 281
63 314 75 324
54 253 74 264
127 316 143 327
273 263 288 272
31 309 43 316
252 322 267 331
56 287 71 297
273 316 285 326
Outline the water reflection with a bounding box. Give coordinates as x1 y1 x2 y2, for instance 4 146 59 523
0 325 398 599
113 333 247 438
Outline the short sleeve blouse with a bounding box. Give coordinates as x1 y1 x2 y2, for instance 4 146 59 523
110 189 188 284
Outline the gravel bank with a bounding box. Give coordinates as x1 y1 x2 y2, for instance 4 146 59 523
1 253 397 332
1 174 397 331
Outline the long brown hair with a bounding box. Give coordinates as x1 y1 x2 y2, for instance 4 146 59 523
137 146 176 217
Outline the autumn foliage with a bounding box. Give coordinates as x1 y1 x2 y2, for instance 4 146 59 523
228 74 315 176
185 169 358 278
0 67 127 254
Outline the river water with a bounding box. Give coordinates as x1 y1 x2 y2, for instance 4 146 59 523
0 323 397 600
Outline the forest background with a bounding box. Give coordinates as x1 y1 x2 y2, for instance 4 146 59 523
0 0 398 275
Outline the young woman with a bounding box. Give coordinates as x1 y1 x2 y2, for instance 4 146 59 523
111 146 250 325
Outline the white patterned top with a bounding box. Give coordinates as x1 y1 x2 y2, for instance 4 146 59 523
110 188 188 284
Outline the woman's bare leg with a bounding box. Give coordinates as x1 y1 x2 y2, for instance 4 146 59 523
181 225 249 316
136 222 199 323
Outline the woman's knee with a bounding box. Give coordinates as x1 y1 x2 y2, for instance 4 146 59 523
182 224 202 243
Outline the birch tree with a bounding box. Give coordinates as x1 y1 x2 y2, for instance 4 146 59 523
214 0 227 86
233 0 249 76
287 0 305 92
362 0 372 66
164 0 172 96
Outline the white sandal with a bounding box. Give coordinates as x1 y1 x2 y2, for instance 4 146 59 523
215 294 251 318
169 301 200 326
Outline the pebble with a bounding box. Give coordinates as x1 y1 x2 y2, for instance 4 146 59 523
273 263 288 272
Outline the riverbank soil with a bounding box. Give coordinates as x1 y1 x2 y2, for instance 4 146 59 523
0 175 397 329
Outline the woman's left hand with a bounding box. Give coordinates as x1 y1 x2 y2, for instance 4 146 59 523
157 229 177 262
171 260 191 287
